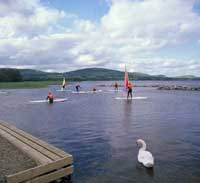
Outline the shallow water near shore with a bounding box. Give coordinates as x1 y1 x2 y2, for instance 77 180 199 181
0 81 200 183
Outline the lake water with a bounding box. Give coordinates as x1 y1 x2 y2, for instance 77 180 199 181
0 81 200 183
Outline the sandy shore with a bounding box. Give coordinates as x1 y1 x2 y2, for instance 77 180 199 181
0 136 37 183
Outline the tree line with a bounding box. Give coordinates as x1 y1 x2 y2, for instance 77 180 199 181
0 69 22 82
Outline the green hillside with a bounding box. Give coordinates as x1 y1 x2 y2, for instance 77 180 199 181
20 69 63 81
64 68 124 81
64 68 169 80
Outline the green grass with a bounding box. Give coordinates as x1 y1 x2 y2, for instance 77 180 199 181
0 81 61 89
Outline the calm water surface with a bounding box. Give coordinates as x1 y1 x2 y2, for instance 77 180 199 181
0 81 200 183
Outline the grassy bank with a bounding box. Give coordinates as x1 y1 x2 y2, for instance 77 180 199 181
0 81 61 89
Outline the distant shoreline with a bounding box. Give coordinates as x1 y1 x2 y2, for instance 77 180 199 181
97 84 200 91
0 81 60 89
0 81 200 90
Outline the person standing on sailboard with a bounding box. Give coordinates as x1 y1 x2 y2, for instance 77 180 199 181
127 82 133 99
114 82 119 90
75 84 81 92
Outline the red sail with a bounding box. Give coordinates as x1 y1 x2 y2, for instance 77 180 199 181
124 66 129 90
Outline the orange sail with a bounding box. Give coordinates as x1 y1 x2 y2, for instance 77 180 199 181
124 66 129 90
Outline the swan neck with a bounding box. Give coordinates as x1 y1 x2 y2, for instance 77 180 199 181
139 141 147 150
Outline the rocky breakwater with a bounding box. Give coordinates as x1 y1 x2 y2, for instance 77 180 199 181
158 85 200 91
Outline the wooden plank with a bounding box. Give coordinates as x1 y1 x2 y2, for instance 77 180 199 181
27 166 73 183
0 121 68 157
6 157 73 183
0 121 74 183
0 125 60 161
0 121 70 158
0 128 52 165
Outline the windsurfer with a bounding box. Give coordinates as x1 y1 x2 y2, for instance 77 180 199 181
75 84 81 92
127 82 133 99
61 78 66 91
114 82 118 90
62 83 66 90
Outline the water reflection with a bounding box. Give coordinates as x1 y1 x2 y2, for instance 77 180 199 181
0 81 200 183
136 163 154 177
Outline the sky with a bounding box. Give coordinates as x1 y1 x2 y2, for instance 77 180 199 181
0 0 200 76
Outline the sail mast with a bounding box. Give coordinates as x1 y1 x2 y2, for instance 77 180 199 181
124 65 129 90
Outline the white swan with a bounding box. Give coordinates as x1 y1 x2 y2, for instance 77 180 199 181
136 139 154 168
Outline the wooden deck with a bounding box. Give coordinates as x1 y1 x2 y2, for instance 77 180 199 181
0 121 73 183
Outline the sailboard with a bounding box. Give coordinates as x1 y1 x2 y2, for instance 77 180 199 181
72 90 102 94
115 97 147 100
56 89 72 92
30 98 68 103
72 91 88 94
116 65 147 100
0 91 8 94
86 90 102 93
108 89 123 92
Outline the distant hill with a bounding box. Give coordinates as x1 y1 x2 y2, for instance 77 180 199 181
20 69 63 81
64 68 124 81
0 68 199 82
64 68 168 81
18 68 200 81
174 75 198 80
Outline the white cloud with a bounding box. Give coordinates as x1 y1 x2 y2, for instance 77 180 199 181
0 0 67 38
102 0 200 46
0 0 200 76
128 58 200 76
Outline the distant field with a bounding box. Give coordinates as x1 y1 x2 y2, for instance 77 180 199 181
0 81 61 89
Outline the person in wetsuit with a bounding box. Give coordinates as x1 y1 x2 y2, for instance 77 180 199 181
114 82 118 90
127 82 133 99
75 85 80 92
62 83 66 90
46 92 54 103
